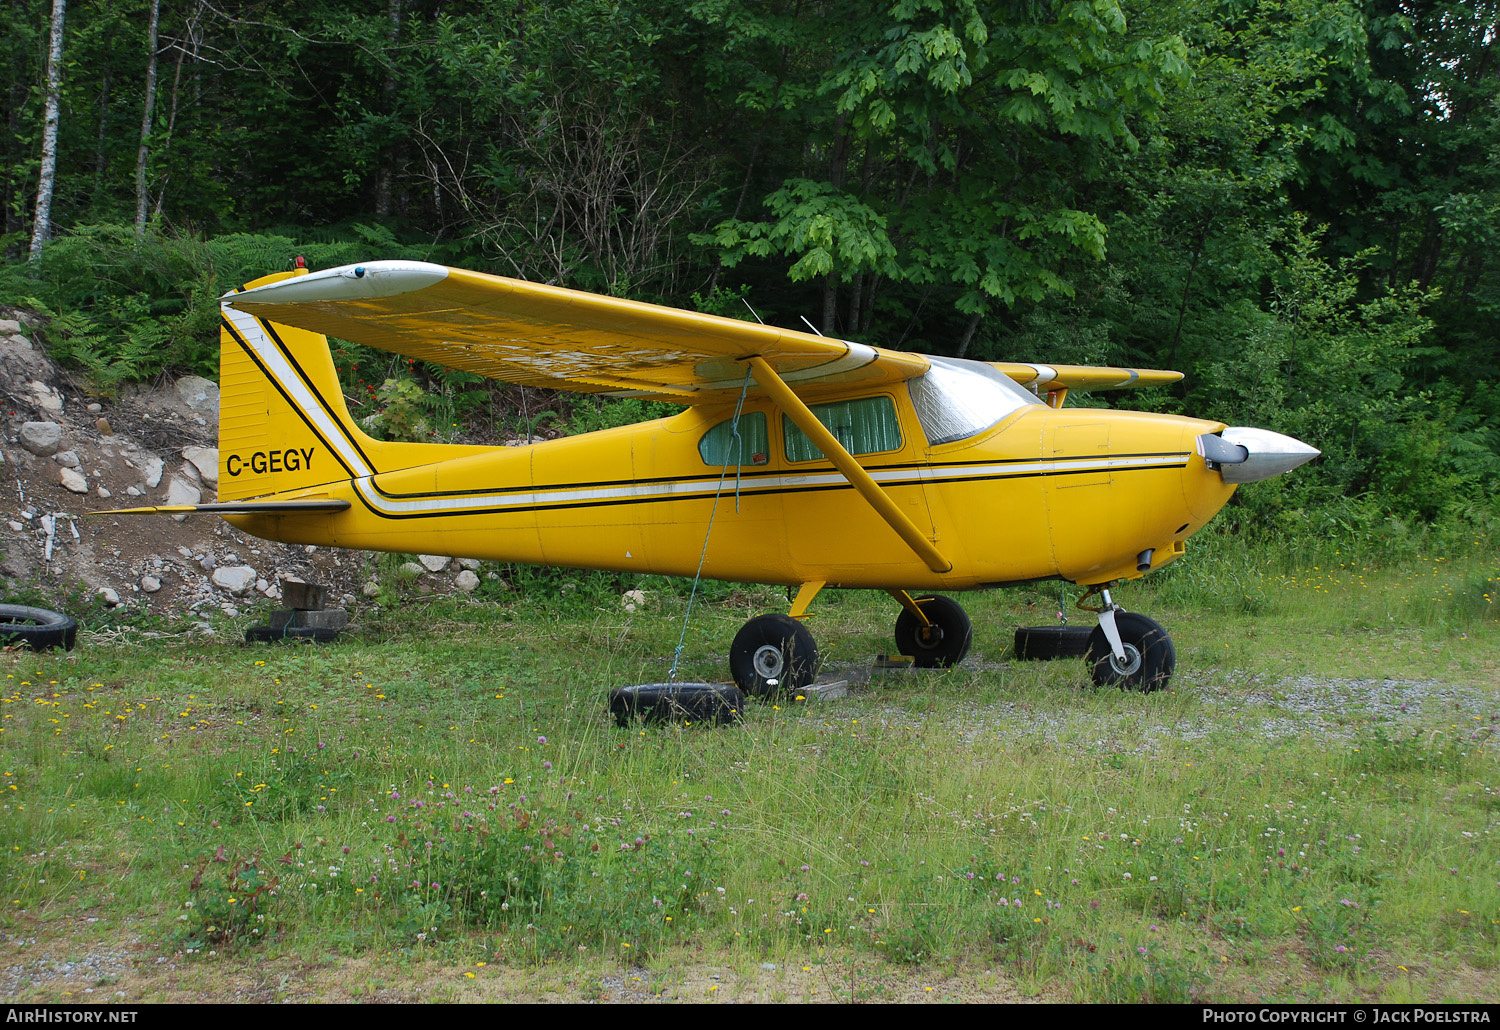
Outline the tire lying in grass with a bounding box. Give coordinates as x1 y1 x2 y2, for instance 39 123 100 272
1013 624 1093 660
245 625 340 644
608 682 746 727
0 604 78 652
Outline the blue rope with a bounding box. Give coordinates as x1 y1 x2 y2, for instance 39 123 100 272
668 367 753 683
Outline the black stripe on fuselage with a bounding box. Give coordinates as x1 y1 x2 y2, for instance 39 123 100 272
221 315 360 481
365 451 1194 501
350 460 1191 520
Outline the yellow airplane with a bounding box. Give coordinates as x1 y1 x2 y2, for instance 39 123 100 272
116 259 1317 693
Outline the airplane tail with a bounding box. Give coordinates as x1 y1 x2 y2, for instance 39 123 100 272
217 269 485 501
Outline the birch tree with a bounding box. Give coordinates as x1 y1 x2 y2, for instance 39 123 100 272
28 0 66 262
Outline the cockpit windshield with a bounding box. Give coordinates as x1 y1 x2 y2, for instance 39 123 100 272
907 356 1044 446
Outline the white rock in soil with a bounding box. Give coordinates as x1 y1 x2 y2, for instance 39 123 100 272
86 403 102 413
97 487 111 499
99 588 120 606
166 476 200 505
622 589 647 609
221 606 239 617
211 566 257 596
140 576 161 593
0 318 20 334
60 467 88 493
458 558 482 571
181 446 218 486
19 422 63 456
361 581 380 597
419 554 451 572
51 449 79 468
125 486 140 497
28 382 63 413
255 578 269 593
454 570 480 592
7 522 21 532
175 375 220 414
166 476 200 522
399 562 425 579
140 454 165 489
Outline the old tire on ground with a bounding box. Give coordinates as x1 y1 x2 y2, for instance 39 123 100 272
608 682 746 727
893 594 972 668
729 614 819 698
0 604 78 651
1013 625 1093 660
245 625 340 644
1085 612 1175 692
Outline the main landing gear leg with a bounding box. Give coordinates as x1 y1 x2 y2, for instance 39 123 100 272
1077 583 1176 692
729 582 823 698
889 590 973 668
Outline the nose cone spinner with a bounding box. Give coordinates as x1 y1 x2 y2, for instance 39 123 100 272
1198 427 1320 484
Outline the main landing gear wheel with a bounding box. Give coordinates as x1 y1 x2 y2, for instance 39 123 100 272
1086 612 1175 692
730 613 819 698
893 594 972 668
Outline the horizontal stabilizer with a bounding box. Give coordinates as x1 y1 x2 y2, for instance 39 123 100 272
99 500 351 516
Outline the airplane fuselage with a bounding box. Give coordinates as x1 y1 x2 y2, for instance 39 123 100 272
227 384 1236 590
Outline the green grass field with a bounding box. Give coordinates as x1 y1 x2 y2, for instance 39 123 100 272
1 536 1497 1003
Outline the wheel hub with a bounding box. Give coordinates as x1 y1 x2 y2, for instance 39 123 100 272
752 644 785 680
916 624 944 648
1108 643 1143 677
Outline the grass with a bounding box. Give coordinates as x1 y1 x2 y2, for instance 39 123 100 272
0 534 1497 1003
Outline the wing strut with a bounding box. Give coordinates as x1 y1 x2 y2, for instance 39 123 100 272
748 357 952 574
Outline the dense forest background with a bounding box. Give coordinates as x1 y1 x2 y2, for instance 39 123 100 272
2 0 1497 541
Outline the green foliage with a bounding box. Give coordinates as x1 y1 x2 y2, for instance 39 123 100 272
179 855 279 951
362 377 437 443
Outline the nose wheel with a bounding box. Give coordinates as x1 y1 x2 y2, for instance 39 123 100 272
1085 608 1175 692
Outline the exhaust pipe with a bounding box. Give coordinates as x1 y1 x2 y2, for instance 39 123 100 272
1136 548 1154 572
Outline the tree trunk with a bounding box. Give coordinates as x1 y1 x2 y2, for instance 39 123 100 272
134 0 160 242
94 66 111 203
821 274 837 336
955 310 982 358
29 0 66 263
374 0 402 218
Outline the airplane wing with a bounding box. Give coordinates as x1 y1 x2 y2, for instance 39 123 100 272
223 261 929 403
994 362 1183 392
224 260 1181 403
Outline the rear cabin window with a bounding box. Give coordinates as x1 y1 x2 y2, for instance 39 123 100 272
782 395 902 463
699 411 770 467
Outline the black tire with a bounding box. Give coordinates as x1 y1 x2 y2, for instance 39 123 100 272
1085 612 1175 692
0 604 77 652
245 625 340 644
729 614 819 697
1013 625 1093 660
893 594 972 668
608 682 746 727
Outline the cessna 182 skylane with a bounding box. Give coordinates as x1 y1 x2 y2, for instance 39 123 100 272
118 260 1318 693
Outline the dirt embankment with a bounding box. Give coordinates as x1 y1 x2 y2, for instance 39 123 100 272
0 310 479 620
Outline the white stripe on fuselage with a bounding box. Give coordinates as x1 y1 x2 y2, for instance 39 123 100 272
352 453 1188 516
223 306 374 478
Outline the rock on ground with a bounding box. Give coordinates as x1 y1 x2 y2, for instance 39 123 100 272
211 566 257 596
20 421 63 456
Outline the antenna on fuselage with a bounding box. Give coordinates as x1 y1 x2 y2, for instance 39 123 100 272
799 316 824 337
741 298 766 324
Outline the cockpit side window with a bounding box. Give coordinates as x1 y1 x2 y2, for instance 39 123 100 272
782 395 902 462
699 411 770 467
907 356 1042 446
